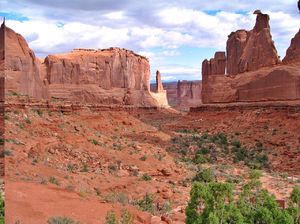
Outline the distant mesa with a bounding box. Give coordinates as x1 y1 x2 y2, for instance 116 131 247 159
201 10 300 104
1 22 169 108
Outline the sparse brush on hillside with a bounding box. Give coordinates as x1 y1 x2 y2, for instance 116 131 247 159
47 216 80 224
105 210 133 224
186 169 300 224
169 131 269 169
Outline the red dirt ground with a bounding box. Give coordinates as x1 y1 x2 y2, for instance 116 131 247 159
4 101 300 223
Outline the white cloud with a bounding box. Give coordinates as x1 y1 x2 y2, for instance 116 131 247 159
3 0 300 80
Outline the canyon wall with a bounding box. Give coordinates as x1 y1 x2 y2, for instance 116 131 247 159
3 24 168 107
202 11 300 104
177 80 202 109
151 80 202 108
4 25 48 99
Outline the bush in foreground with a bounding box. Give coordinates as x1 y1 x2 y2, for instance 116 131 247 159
186 171 300 224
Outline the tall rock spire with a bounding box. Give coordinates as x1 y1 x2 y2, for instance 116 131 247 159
155 70 164 93
226 10 280 75
283 29 300 63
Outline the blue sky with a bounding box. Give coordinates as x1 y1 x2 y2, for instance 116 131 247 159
1 0 299 82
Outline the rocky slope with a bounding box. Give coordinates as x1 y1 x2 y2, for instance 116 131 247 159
3 24 167 107
202 11 300 104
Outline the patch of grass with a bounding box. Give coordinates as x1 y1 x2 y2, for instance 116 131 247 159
24 117 31 124
192 167 215 183
67 164 75 172
88 138 99 145
136 194 155 214
139 155 147 161
140 173 152 181
49 176 60 186
47 216 80 224
105 192 129 205
80 164 89 172
33 109 43 117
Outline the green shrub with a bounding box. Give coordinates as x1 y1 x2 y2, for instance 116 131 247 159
186 172 298 224
120 209 133 224
139 155 147 161
0 194 4 224
49 176 59 186
105 192 129 205
137 194 155 214
105 211 118 224
140 173 152 181
105 209 133 224
192 168 215 183
88 138 99 145
47 216 80 224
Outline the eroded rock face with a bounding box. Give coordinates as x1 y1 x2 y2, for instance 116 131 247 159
226 12 280 75
0 21 5 102
5 25 48 99
177 80 202 108
44 48 150 91
283 29 300 64
4 25 168 107
202 52 226 77
201 11 299 104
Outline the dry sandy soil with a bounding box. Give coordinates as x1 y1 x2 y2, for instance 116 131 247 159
4 96 300 224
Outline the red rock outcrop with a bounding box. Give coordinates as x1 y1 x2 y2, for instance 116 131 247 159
201 11 300 104
4 25 168 107
5 25 48 99
283 29 300 64
177 80 202 108
202 65 300 103
155 70 164 93
0 20 4 178
226 11 280 75
0 20 5 102
202 52 226 77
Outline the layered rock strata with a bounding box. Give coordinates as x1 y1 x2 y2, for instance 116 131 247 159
4 24 168 107
202 11 300 104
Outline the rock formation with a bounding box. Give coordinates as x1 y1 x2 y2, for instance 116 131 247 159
4 24 168 107
226 11 280 75
0 20 4 178
202 52 226 77
201 11 300 104
283 29 300 64
0 20 5 102
5 25 48 99
177 80 202 108
155 70 164 93
150 80 202 109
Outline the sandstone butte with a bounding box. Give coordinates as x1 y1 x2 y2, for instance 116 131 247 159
1 21 168 107
202 11 300 104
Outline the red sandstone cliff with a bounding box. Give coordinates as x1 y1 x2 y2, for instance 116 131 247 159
283 29 300 64
227 11 280 75
177 80 202 109
202 11 300 104
150 80 202 109
4 25 48 99
4 24 168 107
